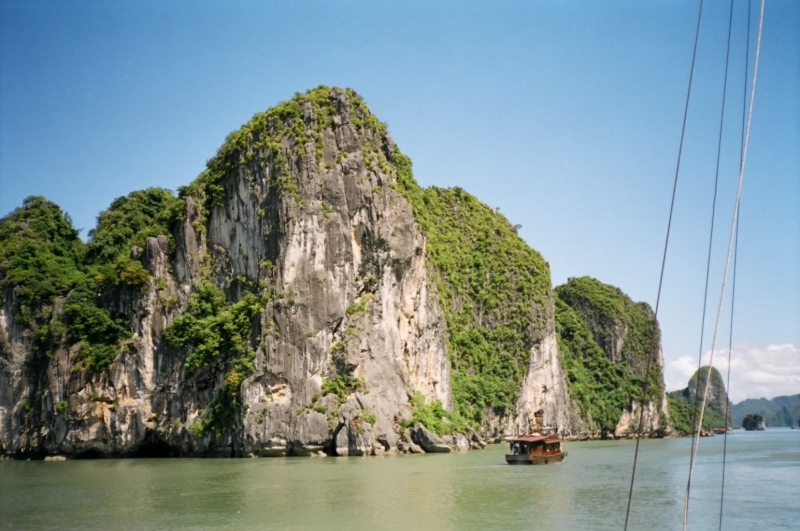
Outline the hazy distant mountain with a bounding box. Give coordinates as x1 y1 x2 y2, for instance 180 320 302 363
731 395 800 428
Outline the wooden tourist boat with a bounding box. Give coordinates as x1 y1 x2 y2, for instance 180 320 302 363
505 433 567 465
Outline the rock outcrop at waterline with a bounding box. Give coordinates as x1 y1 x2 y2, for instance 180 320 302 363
742 414 766 431
0 87 669 458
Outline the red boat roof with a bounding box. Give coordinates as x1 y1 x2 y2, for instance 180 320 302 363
510 433 561 443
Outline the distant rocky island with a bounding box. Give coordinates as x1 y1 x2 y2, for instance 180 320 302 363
742 414 766 431
1 87 681 459
668 366 731 435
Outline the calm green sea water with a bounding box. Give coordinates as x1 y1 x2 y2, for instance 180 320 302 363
1 429 797 531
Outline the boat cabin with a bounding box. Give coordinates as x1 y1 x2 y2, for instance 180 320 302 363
505 433 567 465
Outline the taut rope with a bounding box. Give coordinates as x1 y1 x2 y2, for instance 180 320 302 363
682 1 765 529
623 1 706 528
719 2 752 529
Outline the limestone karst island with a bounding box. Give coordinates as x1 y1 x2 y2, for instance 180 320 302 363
0 87 741 459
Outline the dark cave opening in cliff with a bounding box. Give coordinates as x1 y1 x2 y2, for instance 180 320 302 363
72 448 110 460
130 438 180 458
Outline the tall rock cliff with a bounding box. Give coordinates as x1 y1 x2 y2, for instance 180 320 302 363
0 87 666 458
0 87 583 458
555 277 670 438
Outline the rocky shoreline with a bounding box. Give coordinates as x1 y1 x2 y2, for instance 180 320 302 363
0 424 683 461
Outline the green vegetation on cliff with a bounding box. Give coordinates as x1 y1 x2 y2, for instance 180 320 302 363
86 188 182 289
393 154 552 424
63 282 130 372
555 277 665 432
0 191 182 374
556 277 662 378
86 188 182 264
179 86 384 213
164 281 261 381
0 197 84 312
0 198 126 372
555 297 646 431
404 392 468 436
667 395 727 434
162 281 274 438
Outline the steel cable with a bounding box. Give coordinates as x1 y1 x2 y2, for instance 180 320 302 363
623 1 706 528
719 2 751 529
684 0 738 518
687 0 736 454
682 1 766 529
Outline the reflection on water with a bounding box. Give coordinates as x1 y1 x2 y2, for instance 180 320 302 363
1 430 797 531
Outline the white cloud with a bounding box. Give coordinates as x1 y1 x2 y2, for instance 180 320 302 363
664 343 800 403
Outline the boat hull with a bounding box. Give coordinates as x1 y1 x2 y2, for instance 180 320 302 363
505 451 567 465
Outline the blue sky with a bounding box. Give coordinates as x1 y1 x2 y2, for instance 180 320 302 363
1 0 797 399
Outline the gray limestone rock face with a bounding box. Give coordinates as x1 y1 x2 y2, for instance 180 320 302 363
512 319 581 438
410 424 451 453
209 90 454 455
614 400 666 439
0 89 455 458
449 433 470 452
0 230 193 458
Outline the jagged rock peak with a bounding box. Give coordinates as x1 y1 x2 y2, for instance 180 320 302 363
685 366 729 409
180 86 396 203
667 366 731 434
